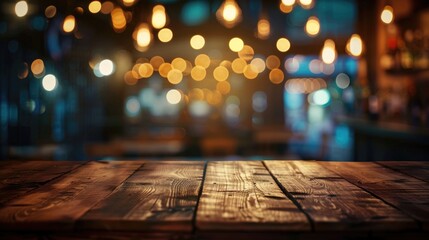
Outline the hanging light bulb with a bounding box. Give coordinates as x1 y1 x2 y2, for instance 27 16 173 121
216 0 242 28
320 39 337 64
381 5 394 24
257 17 270 39
151 5 167 29
346 34 364 57
133 23 152 52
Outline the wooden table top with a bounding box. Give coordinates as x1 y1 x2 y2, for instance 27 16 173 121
0 160 428 239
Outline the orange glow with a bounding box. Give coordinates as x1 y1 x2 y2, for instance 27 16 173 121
195 54 211 69
269 69 284 84
31 59 45 78
63 15 76 33
159 63 173 78
238 45 254 61
191 66 206 81
213 66 229 82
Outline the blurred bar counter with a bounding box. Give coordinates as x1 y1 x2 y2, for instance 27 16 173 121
337 116 429 161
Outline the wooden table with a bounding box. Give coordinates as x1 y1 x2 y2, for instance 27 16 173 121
0 160 428 239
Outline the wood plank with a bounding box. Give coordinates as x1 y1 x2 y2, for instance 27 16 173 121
0 160 143 231
377 161 429 183
196 161 309 231
0 161 83 204
264 161 417 231
79 161 205 233
322 162 429 230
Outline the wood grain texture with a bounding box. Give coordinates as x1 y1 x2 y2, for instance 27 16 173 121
0 161 82 204
377 161 429 183
0 161 142 231
196 161 309 231
264 161 417 231
322 162 429 230
79 161 205 233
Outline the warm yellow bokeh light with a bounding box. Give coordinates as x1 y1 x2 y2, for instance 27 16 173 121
101 1 114 14
150 56 165 70
281 0 295 6
63 15 76 33
166 89 182 104
299 0 313 8
250 58 266 73
321 39 337 64
229 37 244 52
45 5 57 18
138 63 154 78
213 66 229 82
190 35 205 50
31 59 45 77
257 19 270 39
134 24 152 49
238 45 254 61
191 66 206 81
124 71 138 85
216 81 231 95
159 63 172 78
158 28 173 43
269 69 284 84
122 0 136 7
111 7 126 32
231 58 247 74
346 34 364 57
381 5 394 24
276 38 291 52
280 3 293 13
243 65 258 79
195 54 211 69
216 0 242 28
89 1 101 14
266 55 280 70
152 5 167 29
305 16 320 36
167 69 183 84
15 1 28 18
172 58 187 72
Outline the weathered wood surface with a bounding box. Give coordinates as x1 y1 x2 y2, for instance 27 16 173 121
0 160 428 239
0 161 143 231
80 161 205 232
264 161 417 231
196 161 309 231
322 161 429 230
0 161 82 205
377 161 429 183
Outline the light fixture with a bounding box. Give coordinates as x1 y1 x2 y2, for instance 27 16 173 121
216 0 242 28
320 39 337 64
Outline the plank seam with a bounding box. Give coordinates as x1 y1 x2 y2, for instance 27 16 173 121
192 160 208 234
262 161 315 232
375 162 429 184
320 163 423 230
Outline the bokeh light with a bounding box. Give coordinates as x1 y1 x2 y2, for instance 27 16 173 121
269 69 284 84
195 54 211 68
158 28 173 42
45 5 57 18
190 35 205 50
381 5 394 24
250 58 266 73
305 17 320 36
172 57 187 72
276 38 291 52
238 45 254 61
150 56 165 70
42 74 57 92
15 1 28 18
31 59 45 78
266 55 280 70
63 15 76 33
152 5 167 29
191 66 206 81
335 73 351 89
89 1 102 14
232 58 247 74
99 59 115 76
166 89 182 104
167 69 183 84
213 66 229 82
229 37 244 52
321 39 337 64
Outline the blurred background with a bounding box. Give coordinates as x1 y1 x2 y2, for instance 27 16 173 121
1 0 429 161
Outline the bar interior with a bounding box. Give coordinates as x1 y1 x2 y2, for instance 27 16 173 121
0 0 429 239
